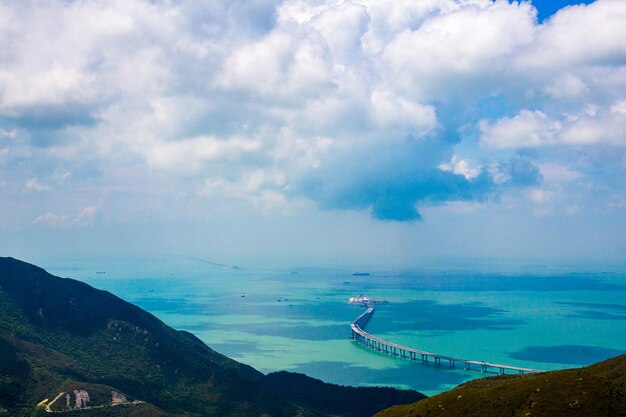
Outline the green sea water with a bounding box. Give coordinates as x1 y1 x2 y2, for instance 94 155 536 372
45 256 626 396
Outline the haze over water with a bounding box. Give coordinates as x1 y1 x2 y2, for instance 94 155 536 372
47 256 626 397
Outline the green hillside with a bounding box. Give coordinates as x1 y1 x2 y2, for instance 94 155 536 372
375 353 626 417
0 257 425 417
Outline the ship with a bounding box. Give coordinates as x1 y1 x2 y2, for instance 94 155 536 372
348 295 387 305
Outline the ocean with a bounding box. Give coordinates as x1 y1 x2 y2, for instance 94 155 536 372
45 256 626 397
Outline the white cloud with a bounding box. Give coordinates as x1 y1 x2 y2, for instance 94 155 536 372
145 135 264 175
307 1 370 63
32 212 66 226
518 0 626 70
538 164 581 183
369 90 437 132
0 0 625 226
196 170 288 209
273 131 334 170
543 74 588 99
25 178 51 192
358 0 462 54
480 110 560 148
530 188 555 204
612 100 626 115
0 60 94 111
481 103 626 148
52 170 72 182
382 0 535 97
76 205 99 222
559 104 626 146
0 128 17 139
0 0 189 118
439 156 481 180
215 29 332 100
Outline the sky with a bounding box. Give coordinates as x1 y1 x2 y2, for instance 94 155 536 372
0 0 625 267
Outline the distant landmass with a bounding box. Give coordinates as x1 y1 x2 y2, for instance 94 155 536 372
375 352 626 417
0 257 424 417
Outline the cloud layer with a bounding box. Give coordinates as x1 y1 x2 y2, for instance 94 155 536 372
0 0 625 227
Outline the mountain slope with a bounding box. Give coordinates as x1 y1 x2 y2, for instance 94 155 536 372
263 371 424 417
0 257 425 417
375 353 626 417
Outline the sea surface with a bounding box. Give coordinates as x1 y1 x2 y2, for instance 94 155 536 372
44 256 626 396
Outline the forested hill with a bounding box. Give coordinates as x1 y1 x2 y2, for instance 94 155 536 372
0 256 424 417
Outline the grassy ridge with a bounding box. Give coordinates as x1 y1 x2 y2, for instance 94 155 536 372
375 353 626 417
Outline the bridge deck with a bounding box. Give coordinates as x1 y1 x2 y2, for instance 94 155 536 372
350 305 543 375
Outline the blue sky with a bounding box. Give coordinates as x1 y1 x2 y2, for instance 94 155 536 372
0 0 625 266
533 0 595 21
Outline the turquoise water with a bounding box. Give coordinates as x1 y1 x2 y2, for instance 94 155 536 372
45 256 626 396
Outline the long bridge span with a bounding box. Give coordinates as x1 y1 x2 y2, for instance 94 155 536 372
350 305 543 375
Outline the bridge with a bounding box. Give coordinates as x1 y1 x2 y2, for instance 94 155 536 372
350 305 543 375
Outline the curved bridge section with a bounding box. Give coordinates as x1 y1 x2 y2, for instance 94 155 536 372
350 305 543 375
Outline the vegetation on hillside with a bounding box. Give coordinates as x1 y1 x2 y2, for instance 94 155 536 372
375 353 626 417
264 371 424 417
0 257 424 417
